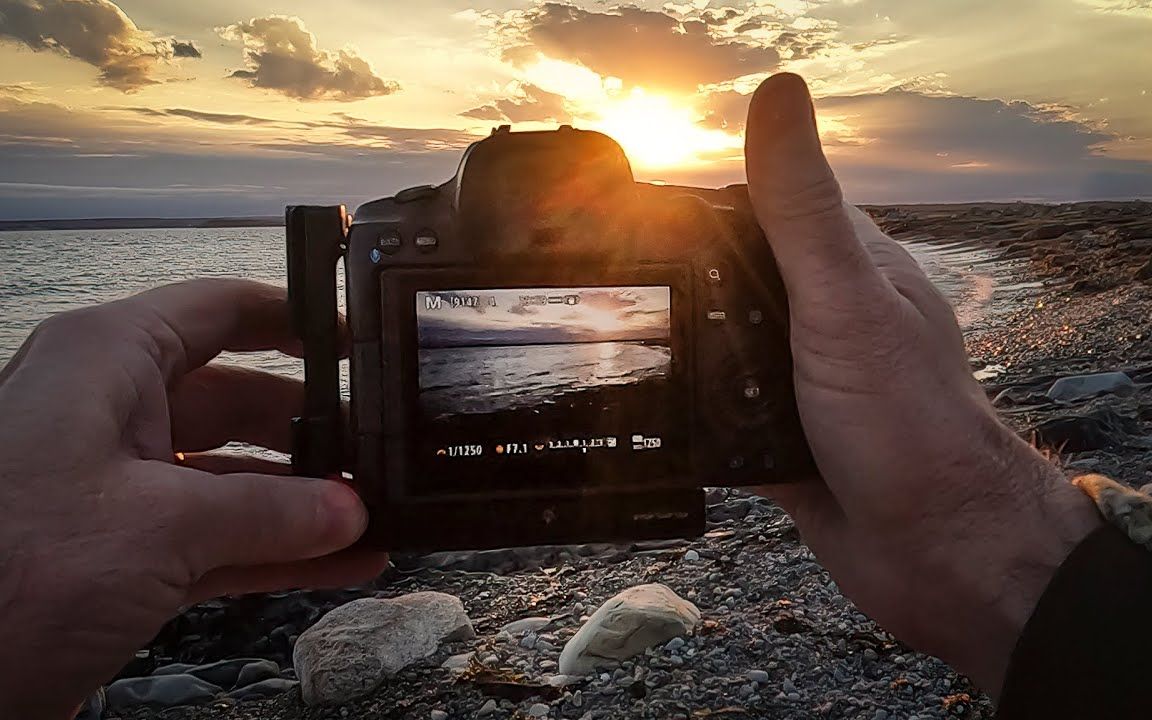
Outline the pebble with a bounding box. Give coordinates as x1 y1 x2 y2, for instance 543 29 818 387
431 710 448 720
782 678 799 694
666 637 686 652
746 670 770 684
501 617 552 635
873 710 889 720
225 678 298 701
483 654 499 665
477 699 498 716
683 550 700 562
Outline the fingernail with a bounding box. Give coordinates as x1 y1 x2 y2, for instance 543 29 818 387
320 481 368 542
750 73 818 141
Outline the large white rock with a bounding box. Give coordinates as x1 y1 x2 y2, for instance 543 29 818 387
1047 372 1134 402
293 592 475 705
558 584 699 676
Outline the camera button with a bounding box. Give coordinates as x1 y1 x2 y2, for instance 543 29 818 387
414 230 439 252
742 378 762 400
762 452 776 470
748 309 764 325
706 266 724 285
728 455 745 470
378 232 402 254
706 310 727 322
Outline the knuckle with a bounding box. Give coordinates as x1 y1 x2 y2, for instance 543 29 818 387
761 174 846 225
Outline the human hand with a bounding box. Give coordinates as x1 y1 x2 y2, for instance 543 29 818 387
0 279 388 719
744 74 1102 696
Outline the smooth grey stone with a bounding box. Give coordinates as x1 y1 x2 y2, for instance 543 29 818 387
477 699 499 716
1047 372 1134 402
150 663 196 677
106 675 221 709
431 710 449 720
746 670 770 684
226 678 299 701
233 660 281 690
528 702 551 717
174 658 274 689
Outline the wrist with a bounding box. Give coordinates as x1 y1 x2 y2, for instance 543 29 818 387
950 431 1102 697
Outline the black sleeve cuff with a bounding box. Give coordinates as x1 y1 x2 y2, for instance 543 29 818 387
998 525 1152 718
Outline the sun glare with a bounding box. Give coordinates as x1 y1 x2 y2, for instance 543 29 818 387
590 90 743 169
518 58 742 170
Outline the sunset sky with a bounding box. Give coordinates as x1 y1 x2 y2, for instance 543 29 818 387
0 0 1150 219
417 287 671 347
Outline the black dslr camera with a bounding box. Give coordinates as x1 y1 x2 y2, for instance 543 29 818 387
287 126 814 553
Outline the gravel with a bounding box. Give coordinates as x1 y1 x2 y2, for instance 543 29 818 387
107 202 1152 720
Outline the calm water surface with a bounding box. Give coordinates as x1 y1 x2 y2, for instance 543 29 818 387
420 342 672 418
0 228 1017 370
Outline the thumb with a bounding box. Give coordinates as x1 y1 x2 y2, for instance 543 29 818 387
745 73 885 308
168 467 369 575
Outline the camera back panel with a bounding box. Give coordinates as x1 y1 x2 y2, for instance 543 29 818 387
308 128 814 552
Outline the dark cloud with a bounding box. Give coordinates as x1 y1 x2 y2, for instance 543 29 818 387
171 40 201 59
0 0 200 91
698 89 750 130
501 3 780 92
681 87 1152 202
110 105 479 151
701 8 740 26
816 90 1115 167
461 83 572 124
120 107 273 125
220 16 399 101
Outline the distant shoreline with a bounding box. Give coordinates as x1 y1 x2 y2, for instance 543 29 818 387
0 217 282 232
3 199 1148 232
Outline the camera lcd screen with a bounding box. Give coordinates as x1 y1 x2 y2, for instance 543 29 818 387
411 285 690 494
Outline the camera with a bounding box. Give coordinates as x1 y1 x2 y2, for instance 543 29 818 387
287 126 815 553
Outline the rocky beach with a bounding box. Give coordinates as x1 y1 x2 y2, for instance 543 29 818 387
97 201 1152 720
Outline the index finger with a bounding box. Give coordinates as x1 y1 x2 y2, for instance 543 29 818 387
121 278 302 381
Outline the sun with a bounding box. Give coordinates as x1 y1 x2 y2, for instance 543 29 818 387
589 89 743 170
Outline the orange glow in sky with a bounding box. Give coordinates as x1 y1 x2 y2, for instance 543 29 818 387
590 89 743 169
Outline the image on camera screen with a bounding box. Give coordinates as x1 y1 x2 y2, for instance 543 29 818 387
412 286 687 491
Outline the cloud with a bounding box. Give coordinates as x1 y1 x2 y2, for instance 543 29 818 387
698 89 752 130
815 90 1116 169
652 86 1152 202
109 104 480 151
0 0 200 91
579 289 639 312
461 82 572 124
500 3 781 93
120 107 274 125
171 40 201 59
220 16 399 101
0 95 468 219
